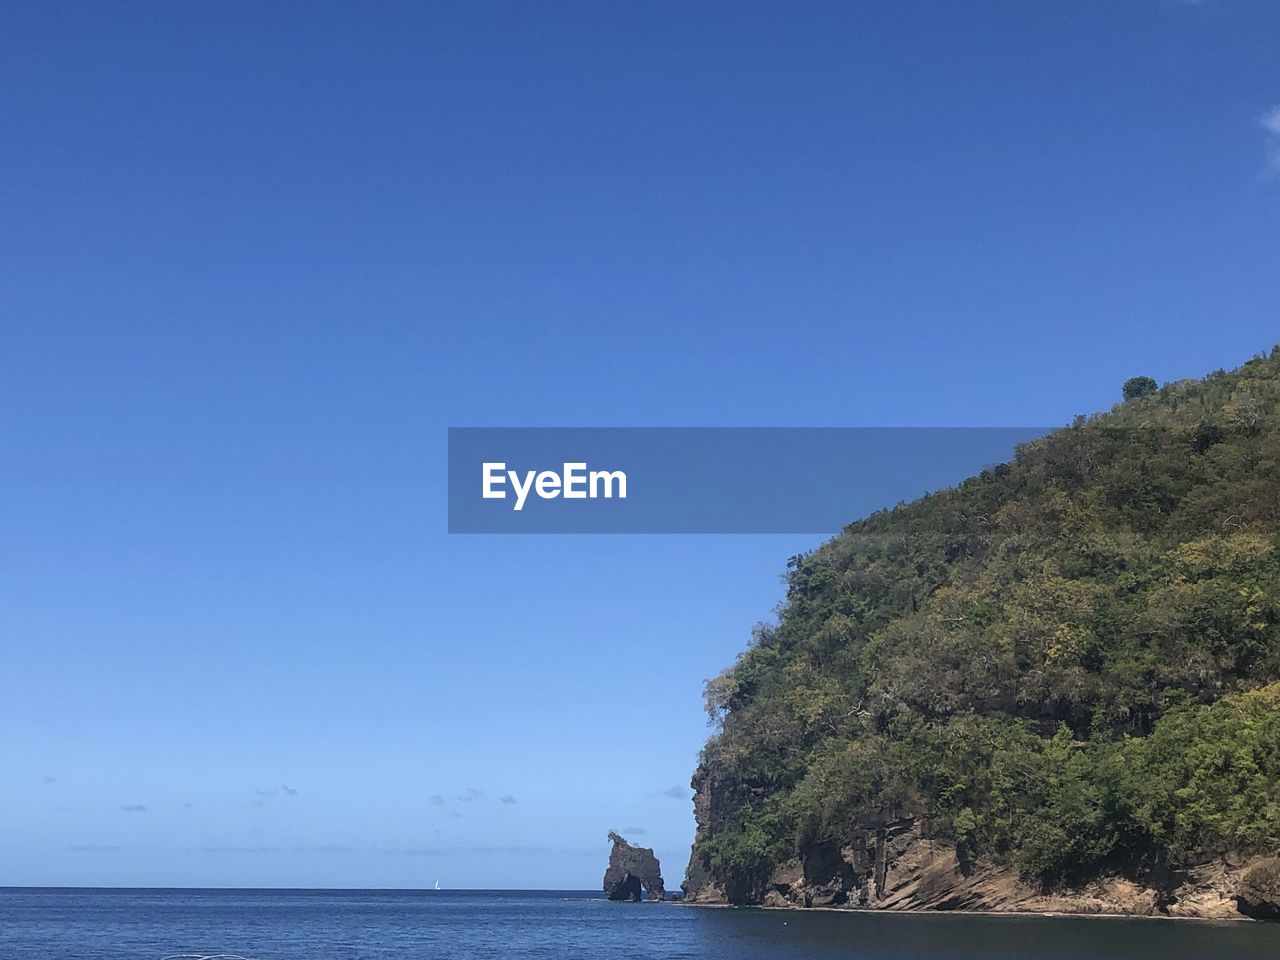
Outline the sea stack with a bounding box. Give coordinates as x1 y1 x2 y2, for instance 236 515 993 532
604 831 665 901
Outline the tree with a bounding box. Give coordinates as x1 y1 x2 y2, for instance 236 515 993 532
1122 376 1158 401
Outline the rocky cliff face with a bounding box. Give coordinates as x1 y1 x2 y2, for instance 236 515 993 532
1236 858 1280 920
683 810 1273 919
605 831 665 901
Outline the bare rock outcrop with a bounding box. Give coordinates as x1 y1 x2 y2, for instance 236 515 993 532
687 809 1277 919
1236 858 1280 920
604 831 665 901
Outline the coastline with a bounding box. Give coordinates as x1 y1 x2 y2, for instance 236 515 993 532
677 842 1274 923
674 900 1259 923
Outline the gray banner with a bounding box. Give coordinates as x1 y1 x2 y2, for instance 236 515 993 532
448 427 1049 534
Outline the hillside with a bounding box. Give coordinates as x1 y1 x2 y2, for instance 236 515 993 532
684 350 1280 918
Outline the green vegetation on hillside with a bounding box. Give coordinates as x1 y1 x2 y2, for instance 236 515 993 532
691 349 1280 899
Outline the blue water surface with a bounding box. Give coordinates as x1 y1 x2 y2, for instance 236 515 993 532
0 888 1275 960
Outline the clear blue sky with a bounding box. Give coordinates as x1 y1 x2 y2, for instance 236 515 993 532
2 0 1278 888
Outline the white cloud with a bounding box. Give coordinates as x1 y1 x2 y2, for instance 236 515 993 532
1262 105 1280 175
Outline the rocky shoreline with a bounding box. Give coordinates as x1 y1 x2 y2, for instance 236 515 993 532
682 816 1280 921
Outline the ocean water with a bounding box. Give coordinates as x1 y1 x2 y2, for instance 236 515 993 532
0 888 1275 960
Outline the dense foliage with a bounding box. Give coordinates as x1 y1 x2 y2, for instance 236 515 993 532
692 349 1280 897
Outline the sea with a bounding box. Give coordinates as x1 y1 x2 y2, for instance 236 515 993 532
0 888 1275 960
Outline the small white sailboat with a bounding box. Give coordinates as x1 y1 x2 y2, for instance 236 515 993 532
434 879 441 891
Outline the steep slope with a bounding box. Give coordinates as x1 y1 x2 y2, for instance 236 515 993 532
685 349 1280 918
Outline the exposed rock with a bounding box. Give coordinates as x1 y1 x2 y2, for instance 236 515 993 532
1236 858 1280 920
761 861 803 908
799 838 859 906
681 846 714 901
1165 860 1254 919
605 831 665 901
610 873 642 901
684 809 1276 919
